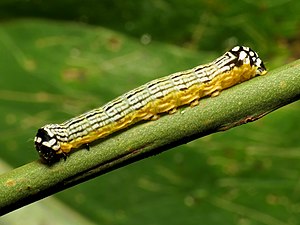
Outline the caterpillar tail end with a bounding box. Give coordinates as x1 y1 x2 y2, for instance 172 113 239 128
229 46 267 77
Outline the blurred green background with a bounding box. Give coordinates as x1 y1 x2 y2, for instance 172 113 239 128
1 0 300 224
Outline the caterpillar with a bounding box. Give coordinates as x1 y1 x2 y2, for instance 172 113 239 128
34 46 267 164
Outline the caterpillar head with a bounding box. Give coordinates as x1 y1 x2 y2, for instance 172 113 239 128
34 126 61 164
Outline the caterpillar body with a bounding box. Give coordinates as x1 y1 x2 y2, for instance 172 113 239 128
34 46 267 164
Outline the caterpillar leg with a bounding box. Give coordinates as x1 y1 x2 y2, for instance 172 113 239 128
168 108 177 114
151 114 160 120
84 143 90 151
211 90 220 97
62 152 69 161
190 99 199 107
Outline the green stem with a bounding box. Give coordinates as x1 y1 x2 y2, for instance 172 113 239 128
1 60 300 215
